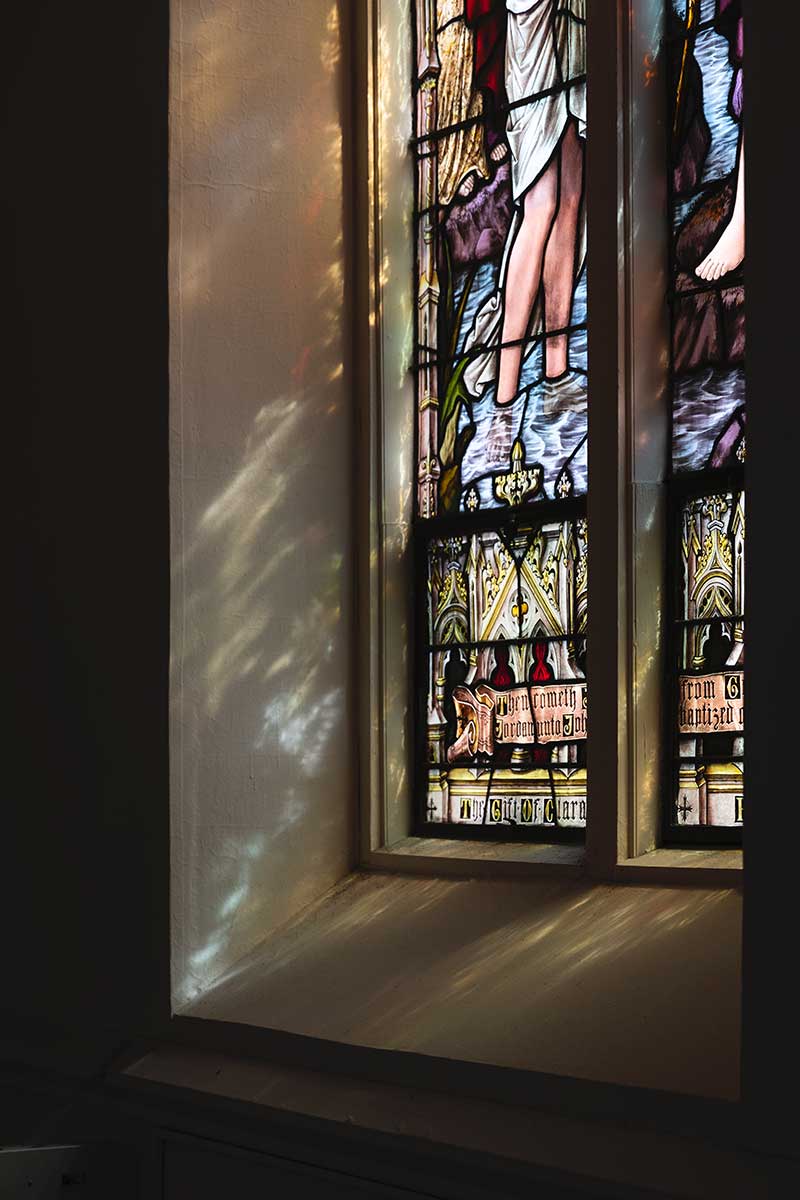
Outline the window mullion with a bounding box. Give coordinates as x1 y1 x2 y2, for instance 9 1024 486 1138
585 0 631 875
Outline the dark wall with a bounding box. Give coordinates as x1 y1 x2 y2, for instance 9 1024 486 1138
7 1 170 1046
741 0 800 1140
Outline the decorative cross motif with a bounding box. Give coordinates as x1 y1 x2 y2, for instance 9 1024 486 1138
675 794 693 823
464 485 480 513
701 494 728 529
493 439 542 508
426 796 438 822
511 598 529 621
556 468 573 499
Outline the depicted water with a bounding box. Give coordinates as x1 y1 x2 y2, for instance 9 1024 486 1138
671 4 740 231
441 3 741 507
670 0 744 471
673 364 744 472
453 263 587 510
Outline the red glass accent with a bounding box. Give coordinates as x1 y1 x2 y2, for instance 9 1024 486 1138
530 640 554 682
489 641 515 686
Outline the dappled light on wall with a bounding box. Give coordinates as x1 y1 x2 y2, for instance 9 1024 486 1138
188 870 741 1100
170 0 354 1006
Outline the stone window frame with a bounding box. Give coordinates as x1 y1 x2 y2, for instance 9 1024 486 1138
353 0 742 883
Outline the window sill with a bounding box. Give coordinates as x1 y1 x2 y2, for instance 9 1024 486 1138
612 847 742 887
363 838 742 887
174 869 741 1102
364 837 584 878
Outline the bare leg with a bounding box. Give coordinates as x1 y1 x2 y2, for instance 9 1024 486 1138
695 132 745 281
542 121 584 379
496 159 558 406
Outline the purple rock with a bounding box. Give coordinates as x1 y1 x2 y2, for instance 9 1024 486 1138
443 163 513 268
721 285 745 364
673 279 722 373
671 180 744 372
673 117 711 197
675 180 736 275
709 407 745 469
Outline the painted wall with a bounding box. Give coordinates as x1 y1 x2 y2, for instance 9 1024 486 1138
169 0 356 1006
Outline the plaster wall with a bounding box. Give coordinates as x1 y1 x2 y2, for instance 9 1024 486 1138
170 0 355 1007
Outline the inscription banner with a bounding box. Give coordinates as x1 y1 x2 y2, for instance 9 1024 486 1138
451 793 587 828
447 682 587 762
678 671 744 734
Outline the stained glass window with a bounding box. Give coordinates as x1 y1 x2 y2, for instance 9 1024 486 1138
413 1 588 836
666 0 744 837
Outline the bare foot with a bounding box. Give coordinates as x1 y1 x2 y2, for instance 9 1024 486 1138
541 372 586 416
694 216 744 281
490 140 508 164
486 407 515 460
457 173 477 200
696 138 745 281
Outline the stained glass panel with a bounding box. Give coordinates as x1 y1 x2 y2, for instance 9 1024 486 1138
414 1 588 519
413 1 589 837
421 516 588 831
667 0 745 473
670 489 744 829
664 0 744 840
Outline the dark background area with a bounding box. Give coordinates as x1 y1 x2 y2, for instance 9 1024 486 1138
6 0 170 1056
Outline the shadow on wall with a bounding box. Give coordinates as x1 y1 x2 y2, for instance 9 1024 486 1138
171 0 356 1006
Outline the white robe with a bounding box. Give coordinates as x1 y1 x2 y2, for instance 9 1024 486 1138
463 0 587 398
